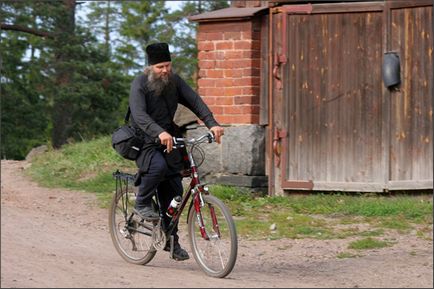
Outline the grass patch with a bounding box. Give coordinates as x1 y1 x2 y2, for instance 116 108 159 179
348 237 393 250
25 136 433 241
26 136 136 205
359 229 384 237
336 252 361 259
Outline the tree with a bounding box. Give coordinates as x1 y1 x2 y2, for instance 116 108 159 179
0 0 230 159
1 1 49 159
1 0 126 155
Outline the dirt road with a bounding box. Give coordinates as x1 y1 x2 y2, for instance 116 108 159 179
1 160 433 288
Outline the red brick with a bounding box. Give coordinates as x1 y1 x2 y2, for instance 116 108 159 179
234 96 260 105
241 31 253 40
216 97 234 105
236 59 261 68
207 70 224 78
215 60 235 69
224 50 243 60
197 78 216 88
198 60 215 69
198 69 207 78
216 114 258 125
216 41 234 50
198 87 207 95
224 87 243 96
243 68 260 77
242 87 260 96
238 77 260 86
202 96 216 105
215 78 235 87
207 88 227 97
242 105 260 114
242 50 261 59
197 33 207 41
206 32 224 41
234 41 252 50
198 51 208 60
208 105 224 114
199 21 251 33
224 31 242 40
198 41 214 51
223 106 243 114
224 69 243 78
214 51 225 60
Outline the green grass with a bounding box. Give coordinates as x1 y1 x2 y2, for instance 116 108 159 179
348 237 393 250
336 252 361 259
26 136 433 242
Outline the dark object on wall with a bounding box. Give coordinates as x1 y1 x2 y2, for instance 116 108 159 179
382 52 401 89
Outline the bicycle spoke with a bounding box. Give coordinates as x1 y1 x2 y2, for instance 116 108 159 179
109 177 157 265
188 194 237 278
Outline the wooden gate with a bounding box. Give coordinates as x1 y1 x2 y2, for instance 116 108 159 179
270 1 433 193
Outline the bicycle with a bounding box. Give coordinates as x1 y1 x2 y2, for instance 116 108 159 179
109 132 238 278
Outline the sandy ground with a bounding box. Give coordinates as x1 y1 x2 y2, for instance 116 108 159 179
1 160 433 288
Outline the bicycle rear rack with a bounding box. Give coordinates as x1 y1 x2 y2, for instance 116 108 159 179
113 170 136 199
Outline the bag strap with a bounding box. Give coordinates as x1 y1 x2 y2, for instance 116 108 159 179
124 107 131 124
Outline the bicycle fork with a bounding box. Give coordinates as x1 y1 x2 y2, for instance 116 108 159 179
193 189 221 240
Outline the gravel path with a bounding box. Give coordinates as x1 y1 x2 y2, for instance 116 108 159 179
1 160 432 288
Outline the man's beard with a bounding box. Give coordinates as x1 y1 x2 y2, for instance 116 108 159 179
144 66 172 96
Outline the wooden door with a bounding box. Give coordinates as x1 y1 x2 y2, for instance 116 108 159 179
271 1 433 193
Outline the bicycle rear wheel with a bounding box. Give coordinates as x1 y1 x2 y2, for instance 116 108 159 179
109 188 156 265
187 194 238 278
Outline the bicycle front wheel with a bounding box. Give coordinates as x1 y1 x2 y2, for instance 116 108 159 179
187 194 238 278
109 188 156 265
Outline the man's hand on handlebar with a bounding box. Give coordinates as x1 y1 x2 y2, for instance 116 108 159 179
210 126 224 144
158 131 173 153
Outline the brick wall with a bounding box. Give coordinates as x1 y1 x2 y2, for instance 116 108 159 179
197 19 262 125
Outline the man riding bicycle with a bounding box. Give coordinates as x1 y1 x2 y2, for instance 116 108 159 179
128 42 224 261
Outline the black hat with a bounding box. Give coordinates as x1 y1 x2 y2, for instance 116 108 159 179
146 42 171 65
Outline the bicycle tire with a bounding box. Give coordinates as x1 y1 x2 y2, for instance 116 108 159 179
187 194 238 278
109 189 156 265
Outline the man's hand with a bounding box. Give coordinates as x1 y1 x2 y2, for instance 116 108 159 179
210 126 224 144
158 131 173 153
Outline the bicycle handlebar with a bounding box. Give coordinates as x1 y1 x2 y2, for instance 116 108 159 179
155 131 215 150
174 131 215 145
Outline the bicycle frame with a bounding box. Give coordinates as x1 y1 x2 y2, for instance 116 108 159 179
111 132 237 278
162 136 213 241
113 132 219 243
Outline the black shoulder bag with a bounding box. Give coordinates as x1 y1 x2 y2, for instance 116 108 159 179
111 107 144 161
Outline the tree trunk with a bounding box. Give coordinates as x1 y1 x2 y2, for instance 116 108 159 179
51 0 76 148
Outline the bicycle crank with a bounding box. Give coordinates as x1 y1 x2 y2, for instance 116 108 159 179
151 222 167 251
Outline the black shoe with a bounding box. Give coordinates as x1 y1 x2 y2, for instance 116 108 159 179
164 241 190 261
134 204 159 220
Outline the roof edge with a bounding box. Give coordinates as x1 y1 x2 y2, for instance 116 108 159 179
189 7 268 22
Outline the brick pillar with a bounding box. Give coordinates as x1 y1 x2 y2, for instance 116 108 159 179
197 19 261 125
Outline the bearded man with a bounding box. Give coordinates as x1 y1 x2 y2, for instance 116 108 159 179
128 42 224 261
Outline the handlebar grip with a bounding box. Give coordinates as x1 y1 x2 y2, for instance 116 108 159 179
207 132 215 143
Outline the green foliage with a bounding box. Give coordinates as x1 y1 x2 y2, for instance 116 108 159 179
212 188 432 240
348 238 393 250
1 1 50 159
1 0 231 159
26 136 136 204
26 137 433 241
336 252 361 259
1 1 129 157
